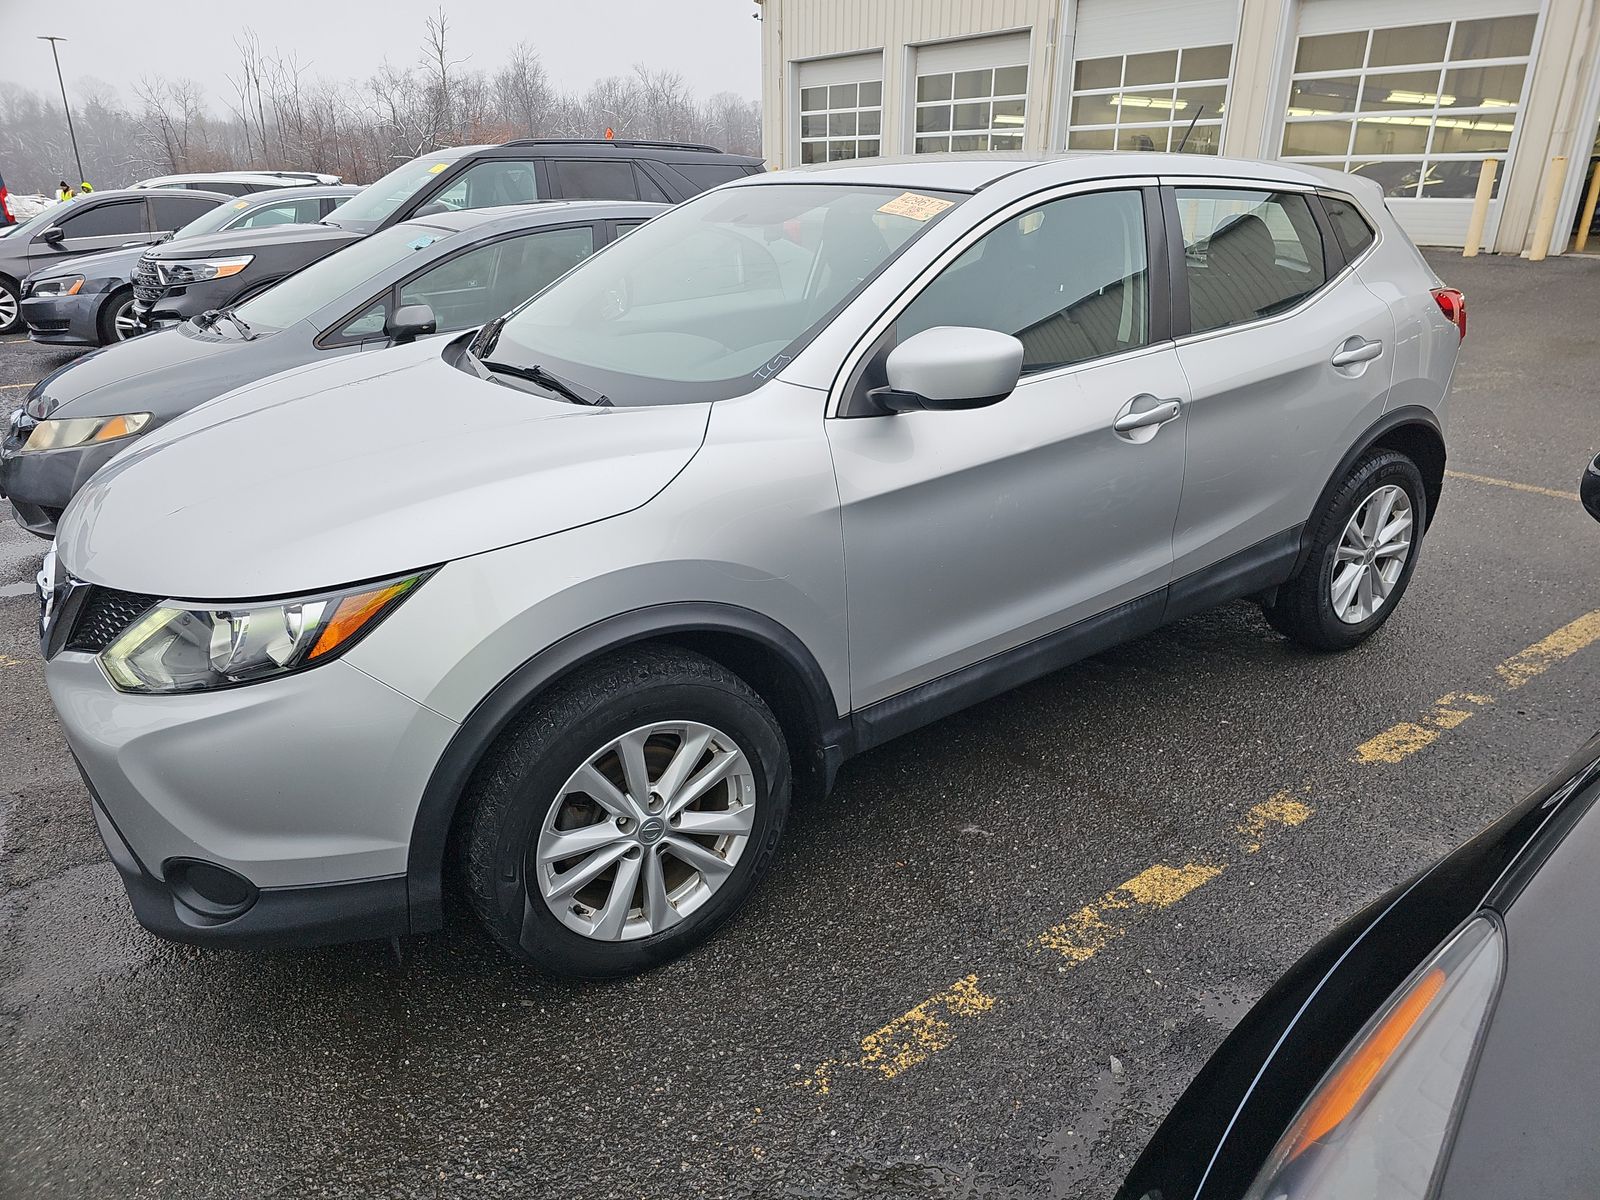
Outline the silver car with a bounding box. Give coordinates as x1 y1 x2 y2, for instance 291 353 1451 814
39 154 1463 977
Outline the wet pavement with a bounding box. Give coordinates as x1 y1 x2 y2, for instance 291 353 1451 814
0 254 1597 1199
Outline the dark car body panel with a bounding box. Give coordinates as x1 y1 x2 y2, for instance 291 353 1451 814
1117 731 1600 1200
0 189 229 292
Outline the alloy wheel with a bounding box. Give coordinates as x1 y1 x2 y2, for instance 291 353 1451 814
0 289 17 332
112 299 140 341
1331 484 1413 624
533 721 757 941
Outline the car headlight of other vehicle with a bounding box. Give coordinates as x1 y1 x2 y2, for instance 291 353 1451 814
100 572 431 694
29 275 84 297
23 413 152 452
154 255 253 286
1242 916 1504 1200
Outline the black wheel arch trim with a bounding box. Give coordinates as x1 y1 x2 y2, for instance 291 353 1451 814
403 601 844 933
1293 405 1445 577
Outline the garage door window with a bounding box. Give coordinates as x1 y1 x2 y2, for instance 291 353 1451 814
1068 44 1231 155
914 64 1028 154
800 80 883 164
1174 188 1327 333
1280 16 1536 199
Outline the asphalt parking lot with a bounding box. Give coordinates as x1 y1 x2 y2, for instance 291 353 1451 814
1 250 1597 1200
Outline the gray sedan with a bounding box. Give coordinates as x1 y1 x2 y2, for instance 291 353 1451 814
1 200 662 537
19 185 359 347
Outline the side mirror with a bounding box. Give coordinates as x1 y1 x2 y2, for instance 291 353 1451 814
1582 454 1600 523
868 326 1024 414
39 226 66 246
386 303 437 346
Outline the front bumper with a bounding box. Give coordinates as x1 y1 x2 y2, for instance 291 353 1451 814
45 648 460 948
21 291 102 346
0 435 129 539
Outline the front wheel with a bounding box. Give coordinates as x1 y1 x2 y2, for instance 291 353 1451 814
458 646 791 977
1266 449 1427 651
98 289 140 343
0 276 21 334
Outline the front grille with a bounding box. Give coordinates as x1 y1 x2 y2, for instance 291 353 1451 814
66 586 162 653
132 254 163 305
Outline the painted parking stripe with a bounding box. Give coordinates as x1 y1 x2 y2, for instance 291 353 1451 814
0 382 35 392
1445 469 1579 502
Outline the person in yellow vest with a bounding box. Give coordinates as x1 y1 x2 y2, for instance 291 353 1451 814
57 180 74 201
79 181 93 194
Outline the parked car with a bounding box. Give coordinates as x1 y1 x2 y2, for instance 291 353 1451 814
131 170 344 195
130 138 762 328
19 185 359 347
36 155 1462 977
1117 720 1600 1200
0 188 231 335
2 201 660 537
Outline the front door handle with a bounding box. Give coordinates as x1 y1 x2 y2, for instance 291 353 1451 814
1113 399 1182 432
1331 337 1383 367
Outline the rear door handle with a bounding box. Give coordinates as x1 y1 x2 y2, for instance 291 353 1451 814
1331 337 1383 367
1113 399 1182 432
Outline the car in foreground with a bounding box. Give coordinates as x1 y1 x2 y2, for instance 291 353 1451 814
19 185 359 347
1117 725 1600 1200
0 188 232 335
38 154 1462 977
129 138 762 328
2 201 660 537
131 170 344 195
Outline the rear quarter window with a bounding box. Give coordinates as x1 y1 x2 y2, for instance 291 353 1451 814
669 162 757 193
1322 195 1377 260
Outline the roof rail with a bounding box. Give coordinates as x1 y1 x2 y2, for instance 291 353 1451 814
498 137 725 154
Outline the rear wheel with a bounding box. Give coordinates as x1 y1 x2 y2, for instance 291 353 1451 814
98 289 139 343
1266 449 1427 651
458 646 791 977
0 276 21 334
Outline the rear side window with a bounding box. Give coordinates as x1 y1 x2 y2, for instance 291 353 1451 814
150 195 219 231
551 159 640 200
671 162 753 192
898 188 1150 373
1174 188 1326 334
59 200 147 238
1322 195 1376 260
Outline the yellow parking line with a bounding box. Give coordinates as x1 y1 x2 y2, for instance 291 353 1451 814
1445 469 1579 502
0 654 21 669
802 974 996 1095
1239 788 1313 852
0 382 35 392
1038 863 1223 963
1496 610 1600 689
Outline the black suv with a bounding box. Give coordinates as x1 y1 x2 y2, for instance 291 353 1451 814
132 138 763 328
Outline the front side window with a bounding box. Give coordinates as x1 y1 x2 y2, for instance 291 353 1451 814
489 183 963 403
1174 188 1326 334
326 151 469 228
1068 44 1232 154
233 198 322 229
59 201 147 238
800 79 884 164
429 160 541 212
400 226 597 331
914 63 1028 153
898 189 1149 373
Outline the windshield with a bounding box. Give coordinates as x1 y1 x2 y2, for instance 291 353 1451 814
487 183 964 404
234 222 453 331
325 152 468 229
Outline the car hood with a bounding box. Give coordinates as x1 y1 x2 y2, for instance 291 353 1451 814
141 221 356 260
27 243 146 283
27 322 298 420
55 340 711 599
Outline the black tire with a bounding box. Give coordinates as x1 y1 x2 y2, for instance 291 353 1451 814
97 288 137 344
1265 449 1428 651
0 276 21 335
458 645 791 978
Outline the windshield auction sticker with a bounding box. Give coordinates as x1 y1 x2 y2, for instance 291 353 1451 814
877 192 954 221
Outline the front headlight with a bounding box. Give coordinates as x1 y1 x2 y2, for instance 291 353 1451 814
100 572 430 694
23 412 152 452
29 275 84 297
154 255 253 286
1242 916 1504 1200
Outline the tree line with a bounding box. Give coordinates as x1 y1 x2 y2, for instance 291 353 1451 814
0 12 761 193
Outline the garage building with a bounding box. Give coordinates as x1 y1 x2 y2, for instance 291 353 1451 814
756 0 1600 254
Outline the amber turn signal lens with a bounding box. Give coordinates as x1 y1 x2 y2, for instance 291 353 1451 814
308 579 418 660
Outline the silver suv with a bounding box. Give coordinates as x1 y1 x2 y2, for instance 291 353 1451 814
39 155 1463 977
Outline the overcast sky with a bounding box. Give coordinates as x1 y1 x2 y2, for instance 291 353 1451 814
0 0 763 108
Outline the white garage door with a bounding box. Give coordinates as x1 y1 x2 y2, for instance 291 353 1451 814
797 52 884 164
1280 0 1541 247
911 32 1032 153
1066 0 1241 155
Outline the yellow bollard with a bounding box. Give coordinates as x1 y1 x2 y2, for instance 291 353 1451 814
1576 160 1600 254
1528 155 1568 262
1462 158 1497 257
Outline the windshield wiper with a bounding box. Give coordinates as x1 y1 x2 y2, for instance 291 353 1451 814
474 314 507 359
196 308 256 340
479 359 610 407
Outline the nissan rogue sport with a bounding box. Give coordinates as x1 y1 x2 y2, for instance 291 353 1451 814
38 155 1463 978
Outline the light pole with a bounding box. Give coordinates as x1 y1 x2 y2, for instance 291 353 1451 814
38 36 87 188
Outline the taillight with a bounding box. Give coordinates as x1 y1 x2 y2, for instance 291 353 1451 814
1432 287 1466 340
0 185 12 225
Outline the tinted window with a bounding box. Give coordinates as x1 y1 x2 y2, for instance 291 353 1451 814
428 160 541 212
59 200 147 238
671 163 754 192
150 195 219 231
233 198 323 229
208 183 254 196
399 226 596 331
636 168 670 203
1322 195 1376 260
552 159 639 200
1174 188 1326 334
898 189 1149 373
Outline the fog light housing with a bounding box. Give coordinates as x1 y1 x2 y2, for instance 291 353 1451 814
164 858 258 919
